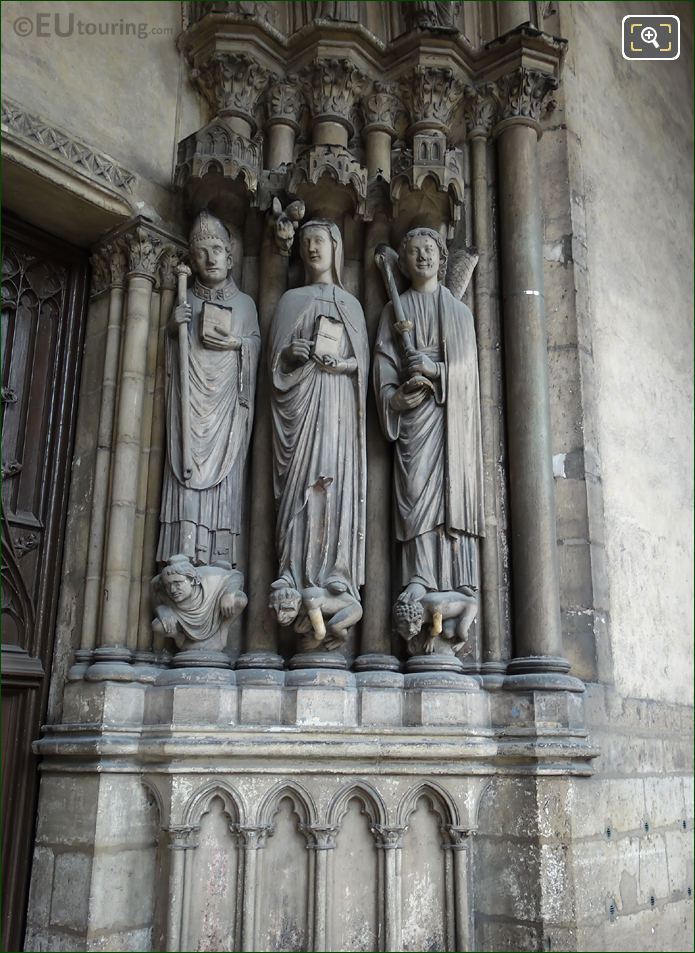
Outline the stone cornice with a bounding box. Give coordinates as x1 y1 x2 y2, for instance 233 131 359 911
1 97 136 195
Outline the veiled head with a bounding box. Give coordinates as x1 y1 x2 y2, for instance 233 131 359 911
299 220 345 288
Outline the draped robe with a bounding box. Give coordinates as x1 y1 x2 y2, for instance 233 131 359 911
373 284 485 591
157 279 260 567
269 283 369 598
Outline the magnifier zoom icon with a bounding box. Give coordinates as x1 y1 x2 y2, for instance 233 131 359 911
640 26 660 49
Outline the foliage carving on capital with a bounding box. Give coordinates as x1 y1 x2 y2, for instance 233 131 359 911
300 824 339 850
301 57 365 125
442 825 473 849
236 824 273 849
361 82 403 132
89 249 110 296
463 84 497 138
167 825 200 849
124 226 164 279
402 65 464 128
372 825 406 849
266 78 305 130
193 52 274 130
159 246 181 291
491 67 558 125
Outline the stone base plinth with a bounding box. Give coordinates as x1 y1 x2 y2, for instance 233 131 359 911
28 679 598 953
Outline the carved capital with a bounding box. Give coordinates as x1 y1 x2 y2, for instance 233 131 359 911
301 57 365 131
463 84 497 139
266 78 305 131
442 825 474 850
105 240 129 287
361 82 402 133
300 824 339 850
193 52 274 131
89 249 111 297
236 824 272 849
491 67 558 127
159 246 181 290
167 825 200 850
372 825 406 849
402 65 464 130
124 226 164 280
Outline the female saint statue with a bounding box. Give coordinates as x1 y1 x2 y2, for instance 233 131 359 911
268 220 368 640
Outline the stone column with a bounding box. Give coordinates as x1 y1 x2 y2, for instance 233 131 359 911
265 79 303 169
165 825 200 953
361 83 399 180
70 241 127 679
374 825 405 952
135 248 180 671
492 69 581 692
128 280 161 666
237 824 271 952
237 226 287 674
86 225 162 681
443 827 474 951
465 87 509 690
303 825 338 952
302 57 365 147
354 215 400 676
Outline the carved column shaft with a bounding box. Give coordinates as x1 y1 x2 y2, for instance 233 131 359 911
138 261 178 656
494 92 573 684
92 227 161 665
303 826 337 953
444 828 474 951
129 284 162 657
374 826 405 951
237 825 271 952
240 232 288 667
356 216 398 668
165 827 199 953
265 81 303 169
468 94 509 684
79 245 126 654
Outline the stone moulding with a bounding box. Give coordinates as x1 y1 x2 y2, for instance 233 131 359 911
174 118 263 197
1 97 136 194
287 144 369 217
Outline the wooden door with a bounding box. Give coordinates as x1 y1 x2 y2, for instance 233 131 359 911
1 215 88 952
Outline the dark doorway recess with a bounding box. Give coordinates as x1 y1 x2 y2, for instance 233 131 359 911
2 214 88 952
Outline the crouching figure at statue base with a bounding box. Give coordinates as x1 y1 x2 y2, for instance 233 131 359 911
152 555 247 666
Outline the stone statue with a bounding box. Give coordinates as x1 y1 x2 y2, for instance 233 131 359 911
373 227 484 656
152 555 247 655
157 210 260 570
269 584 362 652
393 588 477 656
268 220 369 652
404 1 459 30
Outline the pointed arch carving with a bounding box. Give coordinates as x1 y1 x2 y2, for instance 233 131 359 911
257 779 318 830
397 780 460 830
182 779 244 827
327 780 388 830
